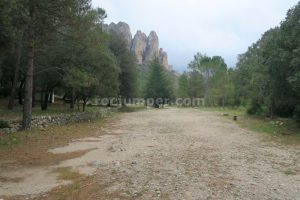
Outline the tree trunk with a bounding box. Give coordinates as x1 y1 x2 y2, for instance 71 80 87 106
106 98 111 107
222 96 225 107
270 101 274 119
70 88 75 109
22 8 35 129
41 90 49 110
153 98 159 108
32 79 36 107
77 99 80 111
82 97 88 112
18 80 24 105
121 97 127 107
82 101 86 112
8 31 23 110
40 89 44 109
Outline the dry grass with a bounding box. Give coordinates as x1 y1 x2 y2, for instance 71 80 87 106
197 107 300 145
53 167 83 181
0 176 23 183
0 112 131 200
0 113 120 167
31 174 128 200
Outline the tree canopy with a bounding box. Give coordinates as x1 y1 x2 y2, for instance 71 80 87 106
144 59 174 107
233 2 300 120
0 0 138 128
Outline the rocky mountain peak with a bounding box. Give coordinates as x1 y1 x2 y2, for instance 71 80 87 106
131 31 148 64
144 31 159 62
104 21 132 48
103 21 171 70
159 48 171 70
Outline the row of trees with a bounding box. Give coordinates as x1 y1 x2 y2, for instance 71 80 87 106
2 1 299 129
177 2 300 122
0 0 137 128
234 2 300 121
177 53 234 106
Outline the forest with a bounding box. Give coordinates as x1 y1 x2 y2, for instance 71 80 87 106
0 1 300 199
0 0 300 130
0 0 140 129
177 2 300 123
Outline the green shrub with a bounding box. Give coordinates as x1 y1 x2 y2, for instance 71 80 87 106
293 106 300 123
0 119 10 128
246 100 262 115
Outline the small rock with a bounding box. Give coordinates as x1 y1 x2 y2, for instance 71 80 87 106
280 122 284 126
108 145 117 152
133 191 139 197
112 160 121 167
39 127 47 131
89 160 103 166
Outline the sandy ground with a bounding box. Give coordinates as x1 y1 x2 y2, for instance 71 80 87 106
1 108 300 199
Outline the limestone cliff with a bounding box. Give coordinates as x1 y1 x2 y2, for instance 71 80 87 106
144 31 159 62
131 31 148 64
159 48 171 70
103 21 171 70
103 22 132 48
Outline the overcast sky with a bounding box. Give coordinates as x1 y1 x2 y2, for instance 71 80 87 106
92 0 298 71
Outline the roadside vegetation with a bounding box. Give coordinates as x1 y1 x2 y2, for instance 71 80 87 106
0 0 138 129
1 0 300 141
176 3 300 140
0 112 117 152
198 106 300 144
0 99 100 121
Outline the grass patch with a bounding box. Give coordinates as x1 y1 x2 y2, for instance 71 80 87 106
53 167 83 181
119 104 146 112
0 114 110 149
0 135 19 148
198 106 246 116
238 116 279 134
0 98 108 121
0 176 23 183
0 101 77 121
35 172 128 200
119 105 146 112
238 116 300 142
284 169 297 176
0 113 119 167
197 106 300 144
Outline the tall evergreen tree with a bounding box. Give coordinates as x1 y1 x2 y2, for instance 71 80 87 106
177 72 189 98
108 33 137 104
144 58 172 108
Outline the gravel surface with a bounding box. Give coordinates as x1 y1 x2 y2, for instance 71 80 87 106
1 108 300 199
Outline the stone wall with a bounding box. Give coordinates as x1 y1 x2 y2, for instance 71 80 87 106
0 108 117 134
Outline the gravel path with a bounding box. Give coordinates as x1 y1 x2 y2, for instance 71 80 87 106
1 108 300 199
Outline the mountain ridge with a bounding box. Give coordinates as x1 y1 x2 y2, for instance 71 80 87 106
103 21 172 70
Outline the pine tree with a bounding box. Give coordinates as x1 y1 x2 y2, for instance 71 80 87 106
144 58 172 108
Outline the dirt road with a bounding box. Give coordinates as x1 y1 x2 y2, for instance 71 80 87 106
1 108 300 199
